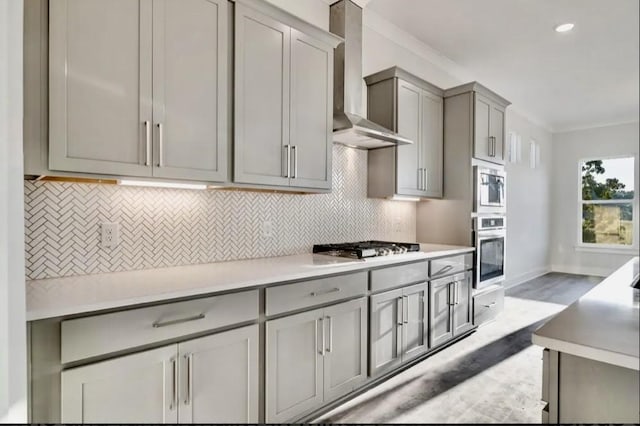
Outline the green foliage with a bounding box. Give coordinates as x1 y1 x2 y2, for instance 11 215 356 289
581 160 634 244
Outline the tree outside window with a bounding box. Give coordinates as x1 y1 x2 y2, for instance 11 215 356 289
580 157 635 246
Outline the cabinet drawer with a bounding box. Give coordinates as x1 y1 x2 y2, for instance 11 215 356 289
370 261 428 293
429 253 472 278
61 290 259 363
472 285 504 326
266 272 367 316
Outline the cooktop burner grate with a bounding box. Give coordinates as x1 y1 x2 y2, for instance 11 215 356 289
313 240 420 259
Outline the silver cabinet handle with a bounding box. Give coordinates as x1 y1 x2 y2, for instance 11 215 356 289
144 121 151 166
397 297 403 326
483 302 497 308
396 296 403 354
433 264 453 276
292 145 298 179
157 123 164 167
326 316 332 353
310 287 340 297
448 282 454 306
403 295 409 324
283 145 291 178
424 167 428 191
417 168 422 191
318 317 325 355
184 353 193 405
153 313 205 328
169 357 178 410
490 136 497 157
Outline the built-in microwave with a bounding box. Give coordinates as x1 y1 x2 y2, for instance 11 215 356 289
474 166 506 214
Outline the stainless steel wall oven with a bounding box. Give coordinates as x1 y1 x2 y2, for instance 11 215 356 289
474 216 506 288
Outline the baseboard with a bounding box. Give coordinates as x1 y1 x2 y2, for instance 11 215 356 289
551 264 610 277
503 266 551 289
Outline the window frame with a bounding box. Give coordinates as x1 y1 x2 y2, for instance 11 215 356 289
576 154 639 252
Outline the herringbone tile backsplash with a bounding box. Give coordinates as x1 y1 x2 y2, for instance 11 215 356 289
25 145 417 280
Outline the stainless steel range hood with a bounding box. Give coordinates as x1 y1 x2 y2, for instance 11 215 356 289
330 0 413 149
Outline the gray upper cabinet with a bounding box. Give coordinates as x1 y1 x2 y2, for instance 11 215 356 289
445 82 510 166
365 67 444 199
233 4 291 188
49 0 154 177
48 0 229 181
233 0 340 191
151 0 229 182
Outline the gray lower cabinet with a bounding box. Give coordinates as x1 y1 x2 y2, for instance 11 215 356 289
365 67 444 199
48 0 229 181
542 349 640 423
429 271 473 348
369 282 429 377
61 324 259 423
233 2 338 191
266 298 367 422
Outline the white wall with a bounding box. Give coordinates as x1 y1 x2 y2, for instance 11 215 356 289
0 0 27 422
551 122 640 276
504 112 553 287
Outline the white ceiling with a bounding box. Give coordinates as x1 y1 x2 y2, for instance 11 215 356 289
367 0 639 132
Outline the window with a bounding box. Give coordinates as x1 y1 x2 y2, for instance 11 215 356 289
579 156 637 248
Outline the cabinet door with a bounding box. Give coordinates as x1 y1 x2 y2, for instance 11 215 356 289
395 79 422 196
61 345 178 423
453 272 474 336
234 4 291 187
490 103 506 164
402 282 429 361
178 325 259 423
420 91 443 198
151 0 229 182
49 0 153 177
473 93 492 163
369 288 403 377
289 28 333 190
266 308 323 422
323 298 367 402
429 277 453 347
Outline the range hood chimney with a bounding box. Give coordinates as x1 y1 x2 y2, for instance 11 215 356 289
330 0 412 149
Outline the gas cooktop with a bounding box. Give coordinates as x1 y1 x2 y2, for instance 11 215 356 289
312 241 421 259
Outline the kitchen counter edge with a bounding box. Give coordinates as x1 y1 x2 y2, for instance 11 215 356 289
26 243 474 321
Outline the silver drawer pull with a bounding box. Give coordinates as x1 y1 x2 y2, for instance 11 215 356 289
310 288 340 297
152 313 206 328
483 302 497 308
433 264 454 276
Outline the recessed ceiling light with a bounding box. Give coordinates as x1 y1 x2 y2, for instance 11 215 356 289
555 23 575 33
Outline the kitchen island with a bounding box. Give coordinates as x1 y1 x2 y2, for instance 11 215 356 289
532 256 639 423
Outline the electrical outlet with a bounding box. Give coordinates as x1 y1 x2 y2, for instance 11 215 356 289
101 222 120 248
261 220 273 238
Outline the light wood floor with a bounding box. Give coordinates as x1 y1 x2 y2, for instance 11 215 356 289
315 272 602 424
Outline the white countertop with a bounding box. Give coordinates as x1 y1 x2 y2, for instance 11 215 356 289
532 257 640 370
26 243 473 321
